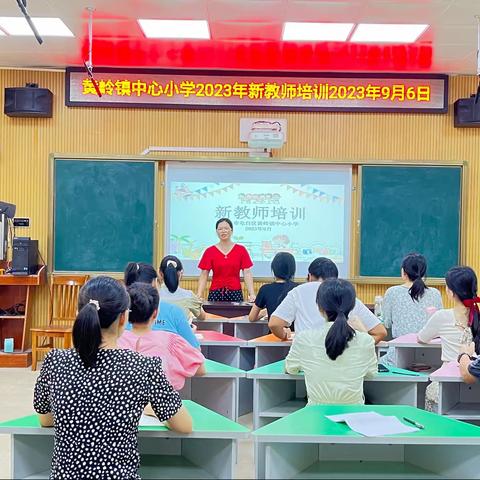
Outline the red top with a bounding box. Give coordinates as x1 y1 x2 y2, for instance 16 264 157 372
198 244 253 291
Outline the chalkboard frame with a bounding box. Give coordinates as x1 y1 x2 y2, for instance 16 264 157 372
48 155 159 274
355 163 466 284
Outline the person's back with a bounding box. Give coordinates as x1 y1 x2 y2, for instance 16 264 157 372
33 276 190 480
286 326 377 404
382 253 443 338
119 282 205 390
35 348 179 478
119 329 204 390
383 285 442 337
285 278 377 405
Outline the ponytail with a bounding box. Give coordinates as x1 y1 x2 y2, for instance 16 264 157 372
401 253 428 302
123 262 157 287
72 303 102 368
409 278 427 302
159 255 183 293
446 266 480 354
316 278 357 360
324 311 355 360
73 276 130 368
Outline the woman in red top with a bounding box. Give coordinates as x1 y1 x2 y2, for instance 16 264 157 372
197 218 255 302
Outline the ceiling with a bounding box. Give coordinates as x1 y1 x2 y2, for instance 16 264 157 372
0 0 478 73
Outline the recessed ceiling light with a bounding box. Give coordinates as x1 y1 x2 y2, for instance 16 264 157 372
138 19 210 39
282 22 354 42
0 17 74 36
350 24 429 43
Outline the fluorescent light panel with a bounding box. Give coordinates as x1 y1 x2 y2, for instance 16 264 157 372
138 19 210 39
283 22 354 41
0 17 74 36
350 23 428 43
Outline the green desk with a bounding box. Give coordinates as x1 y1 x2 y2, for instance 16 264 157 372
247 360 429 429
179 359 246 421
0 400 249 479
254 404 480 479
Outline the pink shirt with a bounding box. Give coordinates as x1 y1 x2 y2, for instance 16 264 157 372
118 330 205 391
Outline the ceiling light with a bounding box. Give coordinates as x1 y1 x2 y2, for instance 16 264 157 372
350 24 428 43
0 17 74 36
138 19 210 39
282 22 354 42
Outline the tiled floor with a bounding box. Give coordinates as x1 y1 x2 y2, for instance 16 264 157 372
0 367 254 479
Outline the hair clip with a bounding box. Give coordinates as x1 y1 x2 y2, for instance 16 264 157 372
166 260 177 268
89 299 100 311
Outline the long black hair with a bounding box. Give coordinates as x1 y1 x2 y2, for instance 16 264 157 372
271 252 296 304
127 282 160 324
446 266 480 353
124 262 157 287
402 253 428 302
73 276 130 368
159 255 183 293
317 278 356 360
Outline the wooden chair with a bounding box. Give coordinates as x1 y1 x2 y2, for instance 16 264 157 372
31 274 89 370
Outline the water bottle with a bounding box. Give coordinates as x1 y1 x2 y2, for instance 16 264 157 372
374 296 383 318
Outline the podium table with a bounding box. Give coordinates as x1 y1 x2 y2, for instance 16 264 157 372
0 265 46 367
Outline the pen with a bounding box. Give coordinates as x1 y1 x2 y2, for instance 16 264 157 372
403 417 424 429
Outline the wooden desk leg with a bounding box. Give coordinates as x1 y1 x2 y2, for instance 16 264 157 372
31 333 38 372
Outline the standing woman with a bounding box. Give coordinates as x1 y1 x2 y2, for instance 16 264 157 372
33 276 191 479
197 218 255 302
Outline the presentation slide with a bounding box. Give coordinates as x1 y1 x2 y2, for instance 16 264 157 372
165 163 352 278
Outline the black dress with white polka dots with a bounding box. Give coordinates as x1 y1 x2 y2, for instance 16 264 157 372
33 348 182 480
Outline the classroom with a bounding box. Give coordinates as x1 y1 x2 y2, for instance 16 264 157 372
1 1 480 479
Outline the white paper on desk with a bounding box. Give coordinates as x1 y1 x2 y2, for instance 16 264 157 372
195 333 204 340
139 414 165 427
326 412 418 437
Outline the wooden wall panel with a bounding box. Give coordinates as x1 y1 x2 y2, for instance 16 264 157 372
0 70 475 335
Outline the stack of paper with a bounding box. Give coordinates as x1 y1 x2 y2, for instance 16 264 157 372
326 411 418 437
139 414 165 427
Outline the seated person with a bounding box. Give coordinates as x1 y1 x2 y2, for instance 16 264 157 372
124 262 200 348
382 253 443 365
418 266 480 411
249 252 299 322
269 257 387 343
159 255 206 320
285 278 377 405
119 282 205 391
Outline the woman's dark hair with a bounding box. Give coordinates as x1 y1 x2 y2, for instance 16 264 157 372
73 276 130 368
446 266 480 353
127 282 160 324
402 253 428 302
124 262 157 287
308 257 338 280
160 255 183 293
316 278 356 360
215 218 233 230
271 252 296 304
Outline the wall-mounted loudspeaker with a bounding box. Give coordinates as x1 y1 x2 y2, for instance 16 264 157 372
4 83 53 118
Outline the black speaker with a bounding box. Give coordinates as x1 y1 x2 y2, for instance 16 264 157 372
454 95 480 127
4 85 53 118
12 237 39 275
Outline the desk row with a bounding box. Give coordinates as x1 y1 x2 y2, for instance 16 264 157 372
2 400 480 479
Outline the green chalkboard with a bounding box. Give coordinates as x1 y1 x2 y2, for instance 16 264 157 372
53 159 156 272
360 165 462 278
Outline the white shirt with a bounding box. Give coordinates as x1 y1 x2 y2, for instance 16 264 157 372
286 325 378 405
159 285 194 300
417 306 472 362
271 281 380 333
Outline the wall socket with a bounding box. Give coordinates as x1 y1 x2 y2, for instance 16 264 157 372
13 218 30 227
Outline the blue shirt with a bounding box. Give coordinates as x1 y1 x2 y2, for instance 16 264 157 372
126 300 200 348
